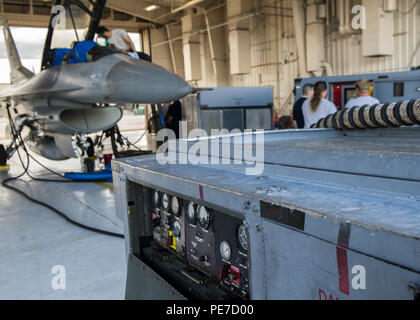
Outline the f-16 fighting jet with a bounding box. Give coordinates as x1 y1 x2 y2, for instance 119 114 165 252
0 0 192 170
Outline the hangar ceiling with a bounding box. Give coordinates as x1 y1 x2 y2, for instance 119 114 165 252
0 0 215 31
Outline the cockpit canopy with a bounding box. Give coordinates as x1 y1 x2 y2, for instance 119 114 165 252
42 0 152 68
41 0 106 69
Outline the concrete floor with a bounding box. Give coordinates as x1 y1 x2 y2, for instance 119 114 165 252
0 129 148 300
0 186 126 299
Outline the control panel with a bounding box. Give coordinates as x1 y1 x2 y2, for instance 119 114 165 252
148 187 250 299
151 190 186 257
215 213 250 297
185 203 217 276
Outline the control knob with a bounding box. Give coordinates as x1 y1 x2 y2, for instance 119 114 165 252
152 213 161 227
228 273 238 281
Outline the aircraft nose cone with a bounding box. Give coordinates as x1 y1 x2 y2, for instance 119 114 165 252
106 57 192 104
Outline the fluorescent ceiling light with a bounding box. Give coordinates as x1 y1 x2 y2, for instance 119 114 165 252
144 5 160 11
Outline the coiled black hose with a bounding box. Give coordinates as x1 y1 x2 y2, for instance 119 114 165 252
311 99 420 130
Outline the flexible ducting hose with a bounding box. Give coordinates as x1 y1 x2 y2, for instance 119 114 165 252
310 99 420 130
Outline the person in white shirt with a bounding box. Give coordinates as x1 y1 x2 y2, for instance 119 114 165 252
302 81 337 129
96 26 139 58
344 79 380 109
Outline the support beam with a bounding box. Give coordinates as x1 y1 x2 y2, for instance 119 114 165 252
227 0 251 75
305 0 326 74
1 13 49 28
0 12 147 32
203 10 217 82
292 0 310 77
106 0 170 24
142 28 152 56
202 7 227 86
150 28 173 71
166 24 178 74
100 19 149 33
171 0 206 14
182 13 202 81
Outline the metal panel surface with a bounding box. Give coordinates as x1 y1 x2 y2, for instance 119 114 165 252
246 108 273 130
221 109 244 131
200 109 221 134
199 87 273 108
114 125 420 300
125 253 186 300
262 220 419 300
113 150 420 273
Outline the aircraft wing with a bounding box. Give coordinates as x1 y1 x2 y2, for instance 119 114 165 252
0 68 83 99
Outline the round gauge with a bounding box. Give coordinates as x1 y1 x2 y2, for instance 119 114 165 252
171 197 180 215
173 221 181 238
237 224 250 252
162 194 170 211
220 241 232 261
198 206 210 229
153 191 160 207
187 202 196 224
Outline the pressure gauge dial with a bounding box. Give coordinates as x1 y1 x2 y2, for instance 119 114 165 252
220 241 232 261
237 224 250 252
198 206 211 229
153 190 160 207
172 221 181 238
171 197 180 215
162 194 170 211
187 202 197 224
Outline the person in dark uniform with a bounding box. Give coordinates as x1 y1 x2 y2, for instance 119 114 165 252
166 100 183 139
293 83 314 129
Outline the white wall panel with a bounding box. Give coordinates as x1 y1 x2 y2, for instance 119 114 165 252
328 0 419 75
150 0 419 116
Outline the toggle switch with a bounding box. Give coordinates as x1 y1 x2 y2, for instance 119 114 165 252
229 265 241 285
152 212 160 227
218 264 229 281
172 228 181 238
228 273 237 281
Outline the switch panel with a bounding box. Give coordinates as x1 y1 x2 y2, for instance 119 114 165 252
152 191 185 257
149 189 249 299
185 208 217 277
215 212 250 299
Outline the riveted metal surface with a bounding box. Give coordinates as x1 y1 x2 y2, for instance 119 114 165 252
114 127 420 299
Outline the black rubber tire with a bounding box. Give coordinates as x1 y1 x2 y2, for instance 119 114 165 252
0 144 7 166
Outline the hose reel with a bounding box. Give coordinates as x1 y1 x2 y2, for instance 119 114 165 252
311 99 420 130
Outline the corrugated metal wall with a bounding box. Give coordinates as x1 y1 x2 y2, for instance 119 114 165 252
328 0 420 75
151 0 420 115
231 0 298 113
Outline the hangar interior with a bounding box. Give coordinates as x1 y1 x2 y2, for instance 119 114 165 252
1 0 419 113
0 0 419 301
